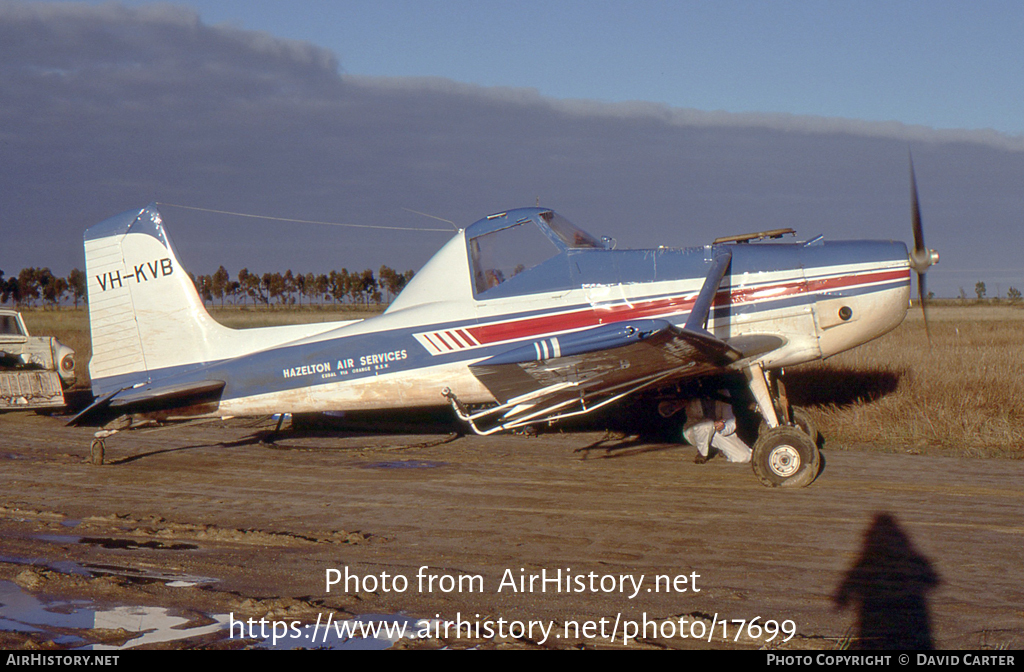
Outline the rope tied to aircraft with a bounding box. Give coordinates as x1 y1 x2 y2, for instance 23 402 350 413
155 202 452 233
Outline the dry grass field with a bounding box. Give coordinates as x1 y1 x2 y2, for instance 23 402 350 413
17 303 1024 459
784 304 1024 458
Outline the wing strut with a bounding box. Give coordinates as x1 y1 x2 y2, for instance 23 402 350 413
443 367 686 436
684 250 732 334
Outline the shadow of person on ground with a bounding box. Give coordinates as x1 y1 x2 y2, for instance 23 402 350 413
834 512 939 649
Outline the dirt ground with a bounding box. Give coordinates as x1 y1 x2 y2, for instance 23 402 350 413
0 411 1021 650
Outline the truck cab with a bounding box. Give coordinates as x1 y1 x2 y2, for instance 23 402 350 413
0 309 76 410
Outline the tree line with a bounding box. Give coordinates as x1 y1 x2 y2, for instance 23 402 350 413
194 266 415 307
0 265 415 309
970 282 1022 303
0 268 87 308
9 266 1019 308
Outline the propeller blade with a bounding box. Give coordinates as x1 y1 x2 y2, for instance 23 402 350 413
918 270 932 345
908 151 936 345
910 153 926 255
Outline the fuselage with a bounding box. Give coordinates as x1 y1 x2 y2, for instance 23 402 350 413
85 207 911 418
211 229 910 416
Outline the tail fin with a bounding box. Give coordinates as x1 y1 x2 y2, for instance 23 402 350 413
84 205 357 398
84 204 232 395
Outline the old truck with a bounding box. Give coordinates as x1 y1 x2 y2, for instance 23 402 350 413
0 309 76 411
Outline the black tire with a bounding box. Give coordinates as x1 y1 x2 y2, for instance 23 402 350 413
751 426 820 488
759 406 820 448
790 407 820 447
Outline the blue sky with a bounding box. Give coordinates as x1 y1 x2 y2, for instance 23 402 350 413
2 1 1022 297
52 0 1024 135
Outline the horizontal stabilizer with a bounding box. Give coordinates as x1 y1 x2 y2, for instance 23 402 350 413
68 380 225 427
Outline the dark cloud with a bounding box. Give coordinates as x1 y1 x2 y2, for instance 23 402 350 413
1 2 1021 297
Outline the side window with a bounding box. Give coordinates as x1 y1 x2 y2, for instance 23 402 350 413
469 222 560 296
0 315 24 336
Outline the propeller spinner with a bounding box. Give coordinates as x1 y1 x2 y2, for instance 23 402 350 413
908 154 940 339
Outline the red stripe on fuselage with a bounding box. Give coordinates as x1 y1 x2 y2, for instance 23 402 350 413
466 267 908 347
803 269 907 293
446 330 471 348
422 333 448 352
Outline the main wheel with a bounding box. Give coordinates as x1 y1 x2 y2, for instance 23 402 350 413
789 407 820 447
758 406 820 448
751 426 820 488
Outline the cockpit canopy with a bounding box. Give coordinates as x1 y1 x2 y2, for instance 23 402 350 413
466 209 603 297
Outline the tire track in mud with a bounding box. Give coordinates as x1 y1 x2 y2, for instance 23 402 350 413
0 505 377 547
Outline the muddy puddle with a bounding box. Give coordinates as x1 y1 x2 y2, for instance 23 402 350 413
0 580 229 649
1 579 436 650
34 534 198 551
2 540 433 649
360 460 447 470
0 549 219 588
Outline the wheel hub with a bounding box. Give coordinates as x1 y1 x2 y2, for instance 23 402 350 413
768 444 801 477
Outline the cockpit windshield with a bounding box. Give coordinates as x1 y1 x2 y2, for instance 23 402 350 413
467 209 604 297
539 211 603 249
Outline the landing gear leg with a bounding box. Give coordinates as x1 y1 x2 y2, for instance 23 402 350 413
745 363 779 429
744 364 820 488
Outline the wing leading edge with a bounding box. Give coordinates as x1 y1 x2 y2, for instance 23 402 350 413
471 319 736 403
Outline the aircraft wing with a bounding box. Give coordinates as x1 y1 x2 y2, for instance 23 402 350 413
452 318 785 434
468 319 783 408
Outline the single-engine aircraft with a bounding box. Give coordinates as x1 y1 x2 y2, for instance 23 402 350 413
71 165 938 487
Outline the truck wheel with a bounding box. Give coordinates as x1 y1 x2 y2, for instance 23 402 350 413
752 426 819 488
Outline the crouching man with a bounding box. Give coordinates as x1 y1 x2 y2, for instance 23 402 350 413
660 394 752 464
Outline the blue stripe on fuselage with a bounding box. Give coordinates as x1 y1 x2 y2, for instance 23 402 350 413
92 247 909 404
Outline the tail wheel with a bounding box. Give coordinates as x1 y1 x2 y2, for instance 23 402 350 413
90 439 105 466
752 426 820 488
